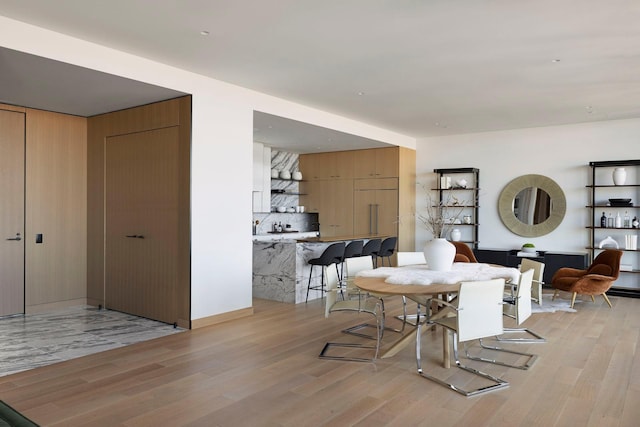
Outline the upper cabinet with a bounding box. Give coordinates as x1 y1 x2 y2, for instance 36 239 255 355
299 151 354 180
354 147 399 179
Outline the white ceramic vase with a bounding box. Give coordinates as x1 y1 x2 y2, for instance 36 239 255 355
423 238 456 271
613 167 626 185
450 228 461 241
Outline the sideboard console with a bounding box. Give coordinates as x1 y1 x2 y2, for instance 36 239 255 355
474 248 589 285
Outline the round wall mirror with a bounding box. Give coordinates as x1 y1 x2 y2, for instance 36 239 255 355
498 174 566 237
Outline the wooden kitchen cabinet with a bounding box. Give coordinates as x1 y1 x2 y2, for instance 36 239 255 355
301 179 353 237
299 146 415 255
299 151 354 180
354 178 399 236
353 146 399 179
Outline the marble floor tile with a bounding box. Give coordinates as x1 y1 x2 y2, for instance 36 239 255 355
0 306 184 377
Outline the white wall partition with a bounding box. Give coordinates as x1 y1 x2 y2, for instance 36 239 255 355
0 16 413 322
416 119 640 257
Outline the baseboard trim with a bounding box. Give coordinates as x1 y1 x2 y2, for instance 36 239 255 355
26 298 88 314
191 306 254 329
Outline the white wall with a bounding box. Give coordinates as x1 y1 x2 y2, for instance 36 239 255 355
0 16 414 321
417 120 640 287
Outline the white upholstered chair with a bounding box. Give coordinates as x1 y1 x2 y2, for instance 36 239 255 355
417 279 510 396
520 258 545 306
319 262 383 362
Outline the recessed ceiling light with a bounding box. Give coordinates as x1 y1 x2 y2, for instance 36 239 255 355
551 59 561 63
200 30 210 36
357 91 365 96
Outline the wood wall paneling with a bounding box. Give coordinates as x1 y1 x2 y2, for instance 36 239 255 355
87 96 191 327
0 108 26 316
25 109 87 309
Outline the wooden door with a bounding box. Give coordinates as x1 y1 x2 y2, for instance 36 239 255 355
105 127 180 324
0 109 25 316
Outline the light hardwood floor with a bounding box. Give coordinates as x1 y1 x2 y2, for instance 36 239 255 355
1 292 639 426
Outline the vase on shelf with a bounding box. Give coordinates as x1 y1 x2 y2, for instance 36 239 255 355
450 228 461 242
423 238 456 271
612 167 626 185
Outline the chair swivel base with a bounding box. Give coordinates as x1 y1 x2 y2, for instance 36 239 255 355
418 362 509 397
319 342 377 363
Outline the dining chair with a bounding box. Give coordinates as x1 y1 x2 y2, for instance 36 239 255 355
318 262 383 362
520 258 545 306
494 268 545 344
338 240 364 285
417 278 509 396
396 251 427 326
341 256 407 338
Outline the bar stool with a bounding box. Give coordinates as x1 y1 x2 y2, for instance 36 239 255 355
377 236 397 267
339 240 363 284
306 242 345 303
361 238 382 267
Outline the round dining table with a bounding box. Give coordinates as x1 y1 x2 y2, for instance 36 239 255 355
354 264 520 368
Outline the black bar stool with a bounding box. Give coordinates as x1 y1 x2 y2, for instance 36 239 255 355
339 240 364 284
306 242 346 303
361 238 382 267
377 236 397 267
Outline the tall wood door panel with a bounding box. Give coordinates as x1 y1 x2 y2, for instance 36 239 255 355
105 127 180 325
0 109 25 316
353 189 398 236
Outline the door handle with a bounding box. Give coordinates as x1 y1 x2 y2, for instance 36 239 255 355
125 235 145 239
6 233 21 241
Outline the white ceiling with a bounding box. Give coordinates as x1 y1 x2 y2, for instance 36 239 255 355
2 1 640 152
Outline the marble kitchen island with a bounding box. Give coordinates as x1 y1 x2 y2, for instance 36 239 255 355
252 234 386 304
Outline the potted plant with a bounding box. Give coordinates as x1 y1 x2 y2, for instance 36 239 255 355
521 243 536 253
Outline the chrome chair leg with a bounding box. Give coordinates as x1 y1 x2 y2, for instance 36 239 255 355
462 338 538 370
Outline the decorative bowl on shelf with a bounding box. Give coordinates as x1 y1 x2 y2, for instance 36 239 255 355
276 206 287 213
286 207 296 213
271 169 280 179
609 198 632 206
279 170 291 180
292 171 303 180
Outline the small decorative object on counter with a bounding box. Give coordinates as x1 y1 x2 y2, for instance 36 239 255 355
271 169 280 179
607 212 614 228
615 212 622 228
600 212 607 228
292 171 303 181
253 220 259 235
612 167 627 185
633 216 639 228
599 235 619 249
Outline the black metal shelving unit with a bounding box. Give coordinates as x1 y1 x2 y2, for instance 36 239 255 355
433 167 480 250
588 160 640 297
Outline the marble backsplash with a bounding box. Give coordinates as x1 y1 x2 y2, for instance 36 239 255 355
252 149 318 234
253 212 319 234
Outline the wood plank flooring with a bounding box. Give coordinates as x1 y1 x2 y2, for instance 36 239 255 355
1 292 639 426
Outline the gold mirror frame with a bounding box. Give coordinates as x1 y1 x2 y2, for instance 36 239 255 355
498 174 566 237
